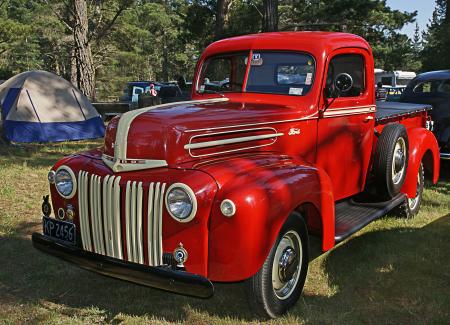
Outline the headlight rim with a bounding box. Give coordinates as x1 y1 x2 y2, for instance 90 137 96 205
165 183 197 223
55 165 77 199
220 199 236 217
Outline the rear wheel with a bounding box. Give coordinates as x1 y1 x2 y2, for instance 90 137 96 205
374 124 409 200
246 212 309 318
397 163 424 218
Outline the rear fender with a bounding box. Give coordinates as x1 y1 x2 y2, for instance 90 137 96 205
207 159 335 282
402 127 440 197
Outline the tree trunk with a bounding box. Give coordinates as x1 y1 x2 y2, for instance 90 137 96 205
72 0 96 100
263 0 278 32
70 46 78 86
215 0 230 40
162 32 169 82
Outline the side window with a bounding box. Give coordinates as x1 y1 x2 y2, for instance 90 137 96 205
413 80 440 94
326 54 365 97
381 77 392 86
437 80 450 94
202 58 231 89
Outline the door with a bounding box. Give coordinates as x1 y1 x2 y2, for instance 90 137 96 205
315 49 375 201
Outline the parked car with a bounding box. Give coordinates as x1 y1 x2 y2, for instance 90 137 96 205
400 70 450 159
33 32 440 318
121 81 187 107
386 86 405 102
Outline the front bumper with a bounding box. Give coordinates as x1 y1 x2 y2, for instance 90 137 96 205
32 233 214 298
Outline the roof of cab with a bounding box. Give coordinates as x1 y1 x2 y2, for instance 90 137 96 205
202 31 372 58
413 70 450 81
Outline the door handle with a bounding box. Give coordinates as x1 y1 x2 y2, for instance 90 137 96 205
364 116 374 122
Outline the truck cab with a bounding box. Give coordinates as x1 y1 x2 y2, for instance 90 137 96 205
33 32 440 318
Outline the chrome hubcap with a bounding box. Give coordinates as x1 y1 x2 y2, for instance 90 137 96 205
278 247 298 282
272 230 302 300
392 138 406 185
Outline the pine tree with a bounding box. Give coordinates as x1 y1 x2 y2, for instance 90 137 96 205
412 23 421 52
421 0 450 71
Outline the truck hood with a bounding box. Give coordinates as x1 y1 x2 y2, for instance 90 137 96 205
102 98 301 172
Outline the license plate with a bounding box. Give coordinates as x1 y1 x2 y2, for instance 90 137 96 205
43 216 76 245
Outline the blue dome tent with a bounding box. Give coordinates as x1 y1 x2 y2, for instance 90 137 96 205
0 71 104 143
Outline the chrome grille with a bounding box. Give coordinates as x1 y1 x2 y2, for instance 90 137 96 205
77 171 165 266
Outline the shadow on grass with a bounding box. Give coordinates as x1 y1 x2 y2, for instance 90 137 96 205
297 213 450 323
0 141 102 168
424 160 450 199
0 221 252 322
1 214 449 323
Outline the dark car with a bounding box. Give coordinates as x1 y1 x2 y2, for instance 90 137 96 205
400 70 450 159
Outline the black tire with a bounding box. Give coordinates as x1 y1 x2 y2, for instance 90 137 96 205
374 123 409 200
396 163 424 218
245 212 309 318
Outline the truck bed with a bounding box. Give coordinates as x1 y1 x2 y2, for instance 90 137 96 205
376 101 432 122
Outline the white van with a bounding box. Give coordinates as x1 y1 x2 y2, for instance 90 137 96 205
375 69 416 88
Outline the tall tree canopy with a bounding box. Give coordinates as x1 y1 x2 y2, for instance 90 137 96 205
0 0 442 100
422 0 450 71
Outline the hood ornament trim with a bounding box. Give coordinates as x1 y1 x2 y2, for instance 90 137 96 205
102 154 168 172
104 97 229 172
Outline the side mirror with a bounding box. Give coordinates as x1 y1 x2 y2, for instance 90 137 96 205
334 73 353 94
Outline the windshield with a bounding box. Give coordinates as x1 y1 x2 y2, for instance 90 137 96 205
198 53 248 93
197 51 315 96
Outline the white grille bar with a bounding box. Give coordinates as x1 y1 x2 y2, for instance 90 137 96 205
157 183 166 265
89 175 99 254
78 171 92 252
125 181 145 264
77 171 164 266
147 183 155 266
113 176 122 259
95 176 105 255
125 181 132 261
136 183 144 264
102 175 111 256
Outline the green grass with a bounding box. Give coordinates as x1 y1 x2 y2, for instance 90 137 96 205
0 141 449 324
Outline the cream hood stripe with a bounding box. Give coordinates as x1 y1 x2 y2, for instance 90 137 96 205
113 97 230 162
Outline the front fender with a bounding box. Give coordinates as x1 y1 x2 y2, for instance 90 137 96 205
402 127 440 197
204 157 334 282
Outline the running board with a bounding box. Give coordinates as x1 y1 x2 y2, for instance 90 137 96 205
334 193 406 243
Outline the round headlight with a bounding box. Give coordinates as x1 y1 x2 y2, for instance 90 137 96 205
55 166 76 199
165 183 197 223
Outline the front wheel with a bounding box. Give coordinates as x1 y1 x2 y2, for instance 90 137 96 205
246 212 309 318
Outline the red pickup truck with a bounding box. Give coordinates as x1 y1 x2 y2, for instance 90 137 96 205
33 32 440 318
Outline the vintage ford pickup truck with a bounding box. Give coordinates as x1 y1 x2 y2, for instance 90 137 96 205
33 32 440 318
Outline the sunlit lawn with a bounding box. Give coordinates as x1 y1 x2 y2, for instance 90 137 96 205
0 140 449 324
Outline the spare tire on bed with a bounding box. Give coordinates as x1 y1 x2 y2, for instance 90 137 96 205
373 123 409 200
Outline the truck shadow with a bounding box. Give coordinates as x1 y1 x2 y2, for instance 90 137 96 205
0 221 253 322
295 213 450 323
1 214 449 323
